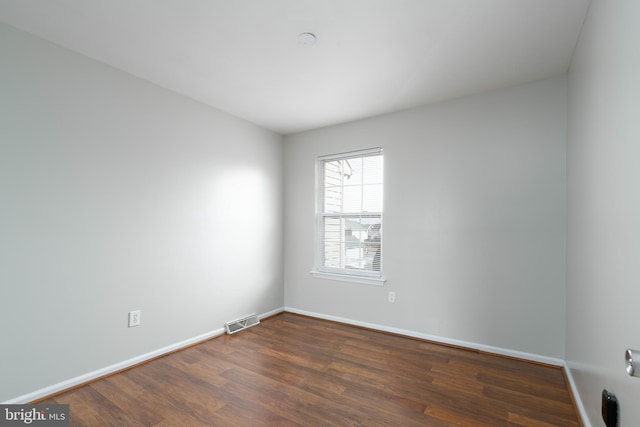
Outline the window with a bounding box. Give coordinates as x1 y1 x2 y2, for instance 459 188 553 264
313 148 385 285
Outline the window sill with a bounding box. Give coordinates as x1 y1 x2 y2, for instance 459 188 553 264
310 271 386 286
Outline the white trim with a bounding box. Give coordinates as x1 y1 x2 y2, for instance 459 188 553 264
284 307 564 367
3 307 285 404
563 361 592 427
311 270 386 286
257 307 285 320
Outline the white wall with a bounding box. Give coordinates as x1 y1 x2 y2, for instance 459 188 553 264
284 76 567 359
0 22 284 402
566 0 640 424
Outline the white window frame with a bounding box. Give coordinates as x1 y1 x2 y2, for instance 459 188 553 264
312 147 386 286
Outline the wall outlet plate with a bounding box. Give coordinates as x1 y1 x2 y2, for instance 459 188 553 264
128 310 141 327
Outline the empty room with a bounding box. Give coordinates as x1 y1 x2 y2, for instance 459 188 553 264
1 0 639 426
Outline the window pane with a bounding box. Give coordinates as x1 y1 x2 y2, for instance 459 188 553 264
342 185 362 213
361 216 381 272
324 185 343 213
362 155 383 184
362 183 383 212
345 157 363 185
324 160 343 187
320 215 381 272
322 154 383 214
321 217 342 268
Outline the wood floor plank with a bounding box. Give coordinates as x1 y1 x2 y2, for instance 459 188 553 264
40 312 582 426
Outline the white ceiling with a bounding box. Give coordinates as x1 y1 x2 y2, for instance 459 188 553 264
0 0 590 135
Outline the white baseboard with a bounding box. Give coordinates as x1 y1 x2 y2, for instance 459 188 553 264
258 307 286 320
284 307 564 366
4 307 285 404
563 361 592 427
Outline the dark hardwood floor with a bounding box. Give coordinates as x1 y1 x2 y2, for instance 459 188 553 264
43 312 581 426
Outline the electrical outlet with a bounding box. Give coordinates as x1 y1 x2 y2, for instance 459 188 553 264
388 292 395 303
128 310 141 327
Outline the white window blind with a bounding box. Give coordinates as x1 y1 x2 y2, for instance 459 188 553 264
315 148 384 283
